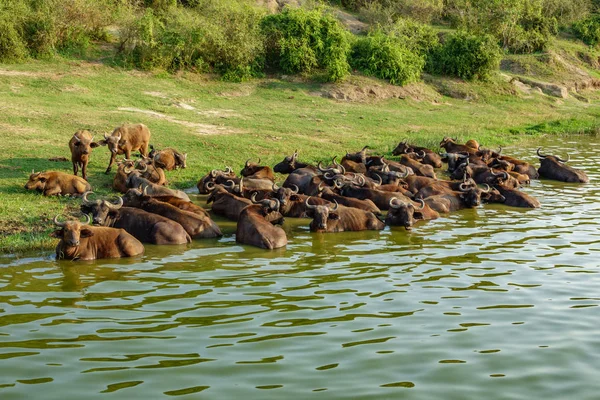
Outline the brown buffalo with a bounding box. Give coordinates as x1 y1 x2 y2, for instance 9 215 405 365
392 140 443 168
272 183 331 218
136 157 168 186
273 150 313 174
385 198 439 230
123 189 222 239
537 148 589 183
305 198 385 232
80 192 191 244
126 171 190 201
25 170 91 196
318 185 382 215
236 197 287 249
151 195 210 217
494 185 540 208
69 130 100 180
150 146 187 171
207 184 253 221
113 160 136 193
439 137 477 154
51 214 144 260
400 153 437 178
241 158 275 181
197 167 237 194
99 123 151 174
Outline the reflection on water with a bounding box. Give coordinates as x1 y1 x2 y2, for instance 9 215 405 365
1 136 600 399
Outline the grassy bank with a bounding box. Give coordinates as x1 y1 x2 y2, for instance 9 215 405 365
1 58 600 254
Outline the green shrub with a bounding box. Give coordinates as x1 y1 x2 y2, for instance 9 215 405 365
350 30 424 85
386 18 439 56
428 31 501 81
0 18 28 62
119 3 265 80
573 14 600 46
543 0 592 26
261 7 351 81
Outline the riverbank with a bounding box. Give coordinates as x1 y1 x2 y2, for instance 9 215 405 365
1 59 600 254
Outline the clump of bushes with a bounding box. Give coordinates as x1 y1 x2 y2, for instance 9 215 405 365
350 30 425 85
261 7 351 82
386 18 439 56
358 0 443 25
428 31 502 81
573 14 600 46
118 2 265 81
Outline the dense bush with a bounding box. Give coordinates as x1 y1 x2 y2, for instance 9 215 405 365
261 7 351 81
350 30 425 85
543 0 592 26
573 14 600 46
358 0 443 25
428 31 502 81
386 18 439 56
118 2 265 80
443 0 558 54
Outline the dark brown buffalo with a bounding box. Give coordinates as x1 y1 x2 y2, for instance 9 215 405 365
80 193 191 244
392 140 443 168
497 154 539 179
282 167 320 194
123 189 221 239
344 146 370 164
403 175 438 194
206 185 252 221
494 185 541 208
439 137 477 154
126 171 190 201
25 170 91 196
272 183 331 218
305 198 385 232
197 167 237 194
273 150 312 174
241 158 275 181
441 152 470 173
69 130 100 180
537 148 589 183
150 146 187 171
99 123 151 174
236 198 287 249
318 185 382 215
51 215 144 260
400 153 436 178
416 182 493 209
385 198 439 230
340 184 412 211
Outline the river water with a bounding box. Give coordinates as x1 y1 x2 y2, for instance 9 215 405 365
1 136 599 399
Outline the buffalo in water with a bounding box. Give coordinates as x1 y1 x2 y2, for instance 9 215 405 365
537 148 589 183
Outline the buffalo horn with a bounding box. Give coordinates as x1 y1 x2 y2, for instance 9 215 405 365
53 214 66 227
210 169 217 178
305 196 317 210
82 191 96 205
482 184 491 193
557 153 570 163
536 147 547 159
329 200 339 211
373 174 382 186
105 197 123 210
290 184 299 194
251 192 259 204
225 166 233 174
272 182 279 192
416 199 425 209
389 197 402 209
205 181 216 192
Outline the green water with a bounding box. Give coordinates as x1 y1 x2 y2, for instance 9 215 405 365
1 137 599 399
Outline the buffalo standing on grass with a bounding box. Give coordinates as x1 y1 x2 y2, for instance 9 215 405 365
69 130 100 181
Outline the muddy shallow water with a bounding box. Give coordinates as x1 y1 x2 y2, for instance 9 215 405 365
1 136 599 399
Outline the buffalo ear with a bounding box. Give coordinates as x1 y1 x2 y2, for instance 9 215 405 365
50 229 63 238
329 213 340 220
90 142 100 148
98 140 108 146
290 194 300 201
80 228 94 238
39 177 47 182
414 211 424 219
119 140 127 146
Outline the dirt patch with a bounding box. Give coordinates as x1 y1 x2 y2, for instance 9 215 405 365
173 102 196 110
196 109 241 118
144 91 168 98
217 85 255 98
117 107 238 135
0 69 49 78
335 10 368 35
312 82 441 103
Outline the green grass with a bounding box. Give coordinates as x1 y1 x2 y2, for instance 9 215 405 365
1 57 600 254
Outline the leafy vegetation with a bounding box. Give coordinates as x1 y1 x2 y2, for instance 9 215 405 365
573 14 600 47
261 7 351 82
350 30 424 85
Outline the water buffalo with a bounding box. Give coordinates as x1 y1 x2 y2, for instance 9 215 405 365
25 170 91 196
305 198 385 233
537 148 589 183
69 130 99 180
206 184 252 221
136 157 168 186
236 197 287 249
99 123 151 174
339 184 412 211
439 137 477 154
392 140 443 168
113 160 136 193
51 214 144 260
400 153 436 178
273 150 313 174
150 146 187 171
318 185 382 215
385 198 439 230
123 189 222 239
241 158 275 181
151 195 209 217
494 185 540 208
80 192 191 244
126 171 190 201
197 167 237 194
272 183 331 218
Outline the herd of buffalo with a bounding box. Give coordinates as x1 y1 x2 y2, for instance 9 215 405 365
24 123 590 260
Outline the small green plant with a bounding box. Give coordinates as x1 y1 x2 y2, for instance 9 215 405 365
573 14 600 47
428 31 501 81
261 7 351 82
350 30 425 85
